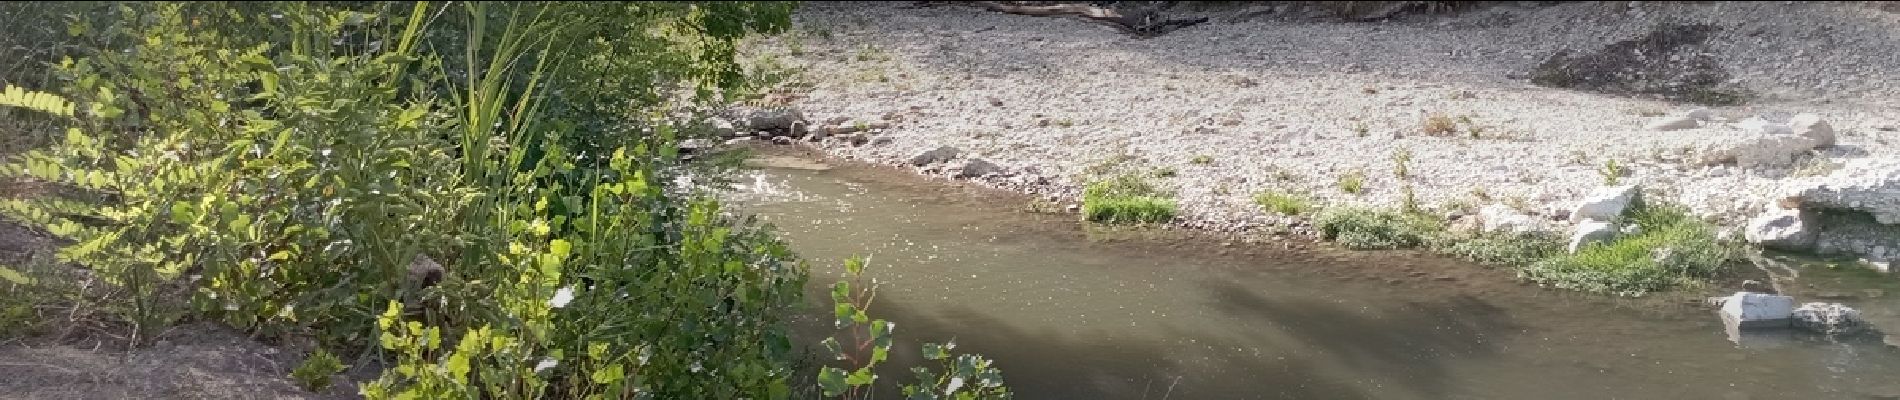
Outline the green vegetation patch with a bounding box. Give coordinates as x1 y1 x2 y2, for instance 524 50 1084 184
1518 203 1739 296
1082 174 1177 224
1432 230 1566 267
1253 191 1310 216
1314 207 1442 250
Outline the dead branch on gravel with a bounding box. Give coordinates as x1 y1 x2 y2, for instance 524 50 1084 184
944 1 1210 38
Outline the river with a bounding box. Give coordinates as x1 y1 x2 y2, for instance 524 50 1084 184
722 154 1900 400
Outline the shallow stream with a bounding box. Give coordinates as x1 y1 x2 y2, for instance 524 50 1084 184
725 156 1900 400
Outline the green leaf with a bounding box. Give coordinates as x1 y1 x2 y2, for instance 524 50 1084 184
830 281 849 304
0 266 31 285
845 257 864 276
846 367 875 385
591 363 625 385
821 337 842 359
549 239 571 260
817 367 847 396
170 201 195 224
921 342 948 361
833 303 854 328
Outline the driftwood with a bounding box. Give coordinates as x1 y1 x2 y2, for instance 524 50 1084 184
944 1 1209 38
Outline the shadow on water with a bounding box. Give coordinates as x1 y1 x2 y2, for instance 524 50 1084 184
802 280 1526 400
1199 281 1524 399
834 297 1373 400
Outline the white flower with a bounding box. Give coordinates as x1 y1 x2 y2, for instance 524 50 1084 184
549 286 575 309
944 377 965 395
535 358 558 373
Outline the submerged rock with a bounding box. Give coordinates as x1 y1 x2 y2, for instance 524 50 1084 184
1791 302 1865 335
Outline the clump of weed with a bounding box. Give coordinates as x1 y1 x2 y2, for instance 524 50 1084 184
1337 169 1366 195
1315 207 1443 250
1082 174 1177 224
1254 191 1310 216
1422 113 1457 135
1518 202 1740 296
1600 158 1624 185
1432 231 1567 267
1190 154 1214 165
291 349 347 392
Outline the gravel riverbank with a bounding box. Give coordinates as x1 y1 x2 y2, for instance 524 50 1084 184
738 1 1900 242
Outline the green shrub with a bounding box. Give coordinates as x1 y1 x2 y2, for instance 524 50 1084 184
1518 203 1738 296
1082 174 1176 224
291 349 347 392
1253 191 1309 216
1337 169 1366 194
1314 207 1441 250
1190 154 1214 165
1 2 827 399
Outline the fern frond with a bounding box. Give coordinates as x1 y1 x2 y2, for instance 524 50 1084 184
0 84 76 117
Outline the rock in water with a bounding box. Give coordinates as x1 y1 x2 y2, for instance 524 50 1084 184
1567 219 1619 253
1744 205 1817 251
1791 302 1864 335
1570 184 1641 223
1787 113 1835 148
1644 115 1699 131
909 146 962 166
956 158 1002 178
1718 292 1795 329
1781 157 1900 224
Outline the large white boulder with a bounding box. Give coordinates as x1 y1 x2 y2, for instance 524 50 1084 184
1718 292 1796 329
1567 219 1619 253
1744 204 1817 251
1696 134 1818 168
1791 302 1865 335
1787 113 1835 148
1781 157 1900 224
1570 184 1641 223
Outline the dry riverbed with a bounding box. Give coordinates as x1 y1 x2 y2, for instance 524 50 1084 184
735 1 1900 260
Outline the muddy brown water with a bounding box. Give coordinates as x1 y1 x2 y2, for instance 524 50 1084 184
725 155 1900 400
